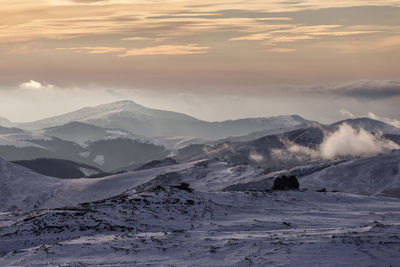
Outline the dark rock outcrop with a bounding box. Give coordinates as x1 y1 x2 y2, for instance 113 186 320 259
272 175 299 191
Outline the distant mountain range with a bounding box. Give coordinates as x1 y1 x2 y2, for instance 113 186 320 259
2 100 315 139
0 100 399 173
1 102 400 266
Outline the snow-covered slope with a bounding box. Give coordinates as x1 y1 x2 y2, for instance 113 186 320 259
1 188 399 266
332 117 400 134
2 158 243 212
0 158 65 211
15 100 313 139
300 150 400 197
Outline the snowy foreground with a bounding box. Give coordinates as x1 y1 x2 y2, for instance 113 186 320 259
1 187 400 266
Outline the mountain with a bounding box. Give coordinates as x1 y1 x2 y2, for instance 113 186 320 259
299 150 400 197
224 151 400 198
12 158 105 179
135 157 177 171
0 125 24 135
0 135 169 172
174 119 400 174
0 116 13 127
331 117 400 134
16 100 314 139
1 161 400 266
0 157 199 212
84 138 168 171
0 157 65 211
42 121 139 144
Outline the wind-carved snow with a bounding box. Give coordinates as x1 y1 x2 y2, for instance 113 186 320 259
0 189 399 266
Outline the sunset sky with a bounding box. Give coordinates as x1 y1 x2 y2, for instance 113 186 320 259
0 0 399 124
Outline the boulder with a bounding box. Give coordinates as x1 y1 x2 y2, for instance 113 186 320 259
272 175 299 191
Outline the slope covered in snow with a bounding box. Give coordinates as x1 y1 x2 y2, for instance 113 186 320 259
299 150 400 197
0 156 265 212
1 187 399 266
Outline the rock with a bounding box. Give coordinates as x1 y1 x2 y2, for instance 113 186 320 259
272 175 299 191
171 183 193 193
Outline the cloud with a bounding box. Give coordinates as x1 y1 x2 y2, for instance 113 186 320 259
119 44 209 57
339 108 355 118
267 48 296 53
2 81 125 121
122 37 169 42
229 24 380 44
312 80 400 100
320 123 399 159
56 47 126 54
19 80 54 90
69 0 107 3
336 81 400 100
368 112 400 128
272 123 399 161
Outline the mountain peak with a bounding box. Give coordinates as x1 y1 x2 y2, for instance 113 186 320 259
0 116 12 127
97 100 143 109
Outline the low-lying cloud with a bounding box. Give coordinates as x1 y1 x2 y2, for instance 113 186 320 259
273 123 400 161
329 80 400 100
19 80 54 90
320 124 399 159
368 112 400 128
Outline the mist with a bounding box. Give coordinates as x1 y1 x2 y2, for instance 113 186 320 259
273 123 400 161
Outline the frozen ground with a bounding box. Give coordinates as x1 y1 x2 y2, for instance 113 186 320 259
0 188 399 266
1 151 400 266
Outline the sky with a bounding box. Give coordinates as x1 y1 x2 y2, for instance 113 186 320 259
0 0 399 124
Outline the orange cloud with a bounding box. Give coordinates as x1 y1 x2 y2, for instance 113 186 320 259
119 44 209 56
56 47 126 54
267 48 296 53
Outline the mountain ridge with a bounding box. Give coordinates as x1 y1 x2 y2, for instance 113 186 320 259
13 100 315 139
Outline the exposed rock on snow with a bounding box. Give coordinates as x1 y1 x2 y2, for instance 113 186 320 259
272 175 300 191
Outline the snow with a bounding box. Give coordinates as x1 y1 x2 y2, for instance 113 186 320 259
1 149 400 265
78 167 100 177
299 150 400 197
0 189 399 266
0 133 50 148
0 158 200 212
92 155 105 166
79 151 91 158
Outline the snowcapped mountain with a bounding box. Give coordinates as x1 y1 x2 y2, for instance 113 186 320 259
0 157 199 212
331 117 400 134
0 126 24 135
0 157 65 211
299 150 400 197
15 100 314 139
42 121 140 144
0 117 13 127
0 129 169 172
